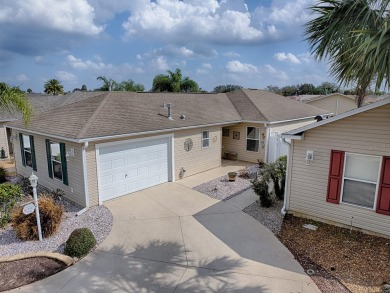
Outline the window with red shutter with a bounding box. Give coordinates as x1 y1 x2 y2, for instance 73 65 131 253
326 150 345 204
377 156 390 215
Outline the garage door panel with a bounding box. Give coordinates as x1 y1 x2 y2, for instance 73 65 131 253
98 137 170 202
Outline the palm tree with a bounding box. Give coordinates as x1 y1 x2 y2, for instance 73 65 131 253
117 79 145 92
305 0 390 107
44 79 64 95
0 83 33 124
96 76 118 91
151 68 199 92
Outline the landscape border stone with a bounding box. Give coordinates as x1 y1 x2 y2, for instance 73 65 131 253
0 251 75 266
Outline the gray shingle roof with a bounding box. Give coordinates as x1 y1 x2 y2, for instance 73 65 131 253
228 89 330 122
8 92 242 140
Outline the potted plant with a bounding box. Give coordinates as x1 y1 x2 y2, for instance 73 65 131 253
228 172 237 182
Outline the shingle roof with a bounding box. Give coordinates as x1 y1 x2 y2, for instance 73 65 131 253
228 89 330 122
8 92 242 140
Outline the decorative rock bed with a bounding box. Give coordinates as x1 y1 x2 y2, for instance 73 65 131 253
0 178 113 257
193 165 259 201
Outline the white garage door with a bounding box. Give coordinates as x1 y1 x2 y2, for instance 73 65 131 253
97 137 170 202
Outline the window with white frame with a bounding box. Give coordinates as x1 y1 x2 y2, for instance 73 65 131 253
22 135 33 168
341 153 381 209
202 131 209 148
246 127 260 152
50 142 63 181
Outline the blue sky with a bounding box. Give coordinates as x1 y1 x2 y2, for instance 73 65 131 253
0 0 331 93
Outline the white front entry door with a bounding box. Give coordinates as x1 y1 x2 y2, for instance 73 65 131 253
97 137 170 202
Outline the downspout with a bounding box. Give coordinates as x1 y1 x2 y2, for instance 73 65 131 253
264 124 270 163
76 141 90 216
281 137 292 216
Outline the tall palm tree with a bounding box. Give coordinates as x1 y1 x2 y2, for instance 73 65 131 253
0 82 33 124
151 68 199 92
305 0 390 107
96 76 118 92
117 79 145 92
44 79 64 95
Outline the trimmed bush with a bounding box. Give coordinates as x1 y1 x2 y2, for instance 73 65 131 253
11 196 64 240
0 184 22 227
0 167 7 184
251 177 273 208
64 228 96 258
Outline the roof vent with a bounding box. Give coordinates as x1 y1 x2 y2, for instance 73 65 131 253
162 103 167 108
315 115 323 122
180 114 186 120
167 103 173 120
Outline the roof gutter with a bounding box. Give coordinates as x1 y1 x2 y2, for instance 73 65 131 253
241 115 331 125
7 120 242 144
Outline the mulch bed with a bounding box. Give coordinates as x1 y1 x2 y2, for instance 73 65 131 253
278 215 390 293
0 257 66 291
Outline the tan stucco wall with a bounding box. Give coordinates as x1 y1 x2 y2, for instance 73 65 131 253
0 123 10 158
13 131 86 206
288 104 390 237
86 126 222 206
306 94 357 115
222 123 265 163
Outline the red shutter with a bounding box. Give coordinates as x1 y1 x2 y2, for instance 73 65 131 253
326 150 345 204
376 156 390 215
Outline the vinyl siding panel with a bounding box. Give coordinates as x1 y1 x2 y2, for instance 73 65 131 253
288 104 390 237
222 123 265 163
13 131 86 206
268 119 316 134
86 127 222 206
0 123 10 158
306 94 357 115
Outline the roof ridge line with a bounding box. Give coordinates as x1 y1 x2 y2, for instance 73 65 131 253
241 89 271 122
76 93 111 138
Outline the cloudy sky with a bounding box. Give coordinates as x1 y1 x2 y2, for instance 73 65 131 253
0 0 331 92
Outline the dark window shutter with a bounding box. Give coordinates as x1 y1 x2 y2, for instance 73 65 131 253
60 143 68 185
326 150 345 204
45 139 53 178
376 156 390 215
19 133 26 166
29 135 37 171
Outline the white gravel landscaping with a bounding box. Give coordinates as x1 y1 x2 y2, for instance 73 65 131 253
0 194 113 257
193 165 258 201
243 200 284 235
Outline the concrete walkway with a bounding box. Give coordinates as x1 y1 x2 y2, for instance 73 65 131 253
12 182 319 293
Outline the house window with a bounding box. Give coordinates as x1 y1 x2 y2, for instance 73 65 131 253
246 127 260 152
22 135 33 168
341 153 381 209
202 131 209 149
222 128 230 137
50 142 63 181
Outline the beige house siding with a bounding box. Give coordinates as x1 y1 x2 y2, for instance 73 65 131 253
0 123 10 158
13 131 86 206
86 126 222 206
288 104 390 237
269 119 316 134
306 94 356 115
222 123 265 163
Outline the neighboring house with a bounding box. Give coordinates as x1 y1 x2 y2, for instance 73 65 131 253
0 92 104 159
6 89 329 207
301 93 357 115
282 98 390 237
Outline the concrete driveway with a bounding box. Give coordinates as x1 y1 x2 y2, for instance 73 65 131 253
13 182 319 293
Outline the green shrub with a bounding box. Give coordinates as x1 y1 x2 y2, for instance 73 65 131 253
0 167 7 184
0 184 22 227
11 196 64 240
64 228 96 258
251 177 273 208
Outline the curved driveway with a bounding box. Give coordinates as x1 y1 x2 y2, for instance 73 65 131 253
13 182 319 293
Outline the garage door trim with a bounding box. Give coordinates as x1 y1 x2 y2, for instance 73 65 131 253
95 133 175 204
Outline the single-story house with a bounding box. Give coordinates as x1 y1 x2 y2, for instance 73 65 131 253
7 89 329 207
301 93 357 115
282 98 390 237
0 91 103 159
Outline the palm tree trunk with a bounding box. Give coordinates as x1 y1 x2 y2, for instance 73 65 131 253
355 82 368 108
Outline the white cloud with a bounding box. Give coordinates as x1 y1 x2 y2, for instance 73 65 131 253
0 0 103 35
123 0 263 44
150 56 169 71
56 71 77 83
274 52 301 64
197 63 212 75
264 64 289 82
224 51 241 58
16 74 29 82
67 55 112 70
226 60 258 73
136 54 142 60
